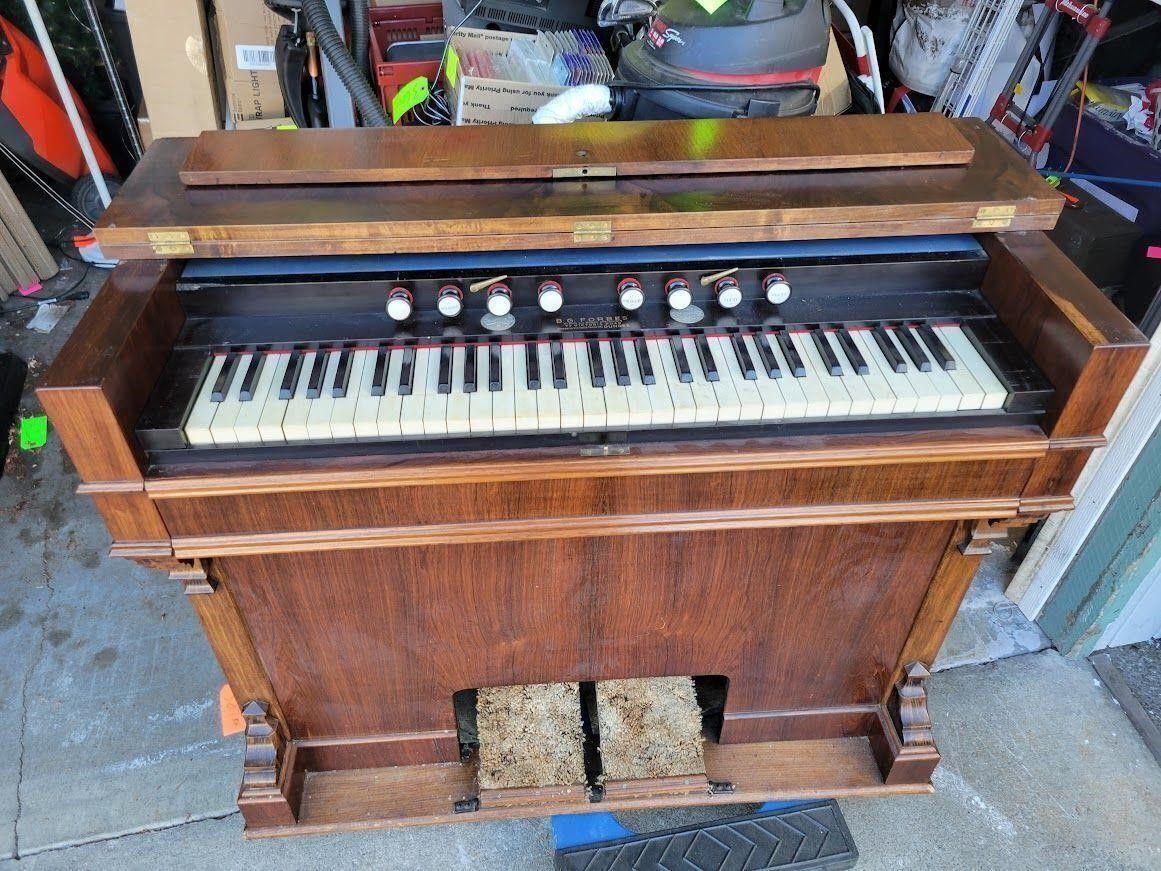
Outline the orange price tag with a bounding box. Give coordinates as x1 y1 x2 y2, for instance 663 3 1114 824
219 684 245 736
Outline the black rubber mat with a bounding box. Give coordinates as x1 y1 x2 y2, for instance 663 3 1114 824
555 800 858 871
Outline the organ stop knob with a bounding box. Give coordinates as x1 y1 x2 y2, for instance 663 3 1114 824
618 277 645 311
437 285 464 317
486 283 513 317
386 287 413 321
538 280 564 313
665 277 693 310
763 273 792 305
715 277 743 309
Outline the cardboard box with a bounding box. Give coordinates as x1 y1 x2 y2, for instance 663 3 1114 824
451 28 611 125
123 0 220 137
210 0 285 126
815 34 852 117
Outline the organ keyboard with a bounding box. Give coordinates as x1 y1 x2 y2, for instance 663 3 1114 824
39 116 1148 837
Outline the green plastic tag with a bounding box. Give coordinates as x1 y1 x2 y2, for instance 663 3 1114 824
391 76 430 124
692 0 728 12
19 415 47 450
446 45 460 87
275 122 299 130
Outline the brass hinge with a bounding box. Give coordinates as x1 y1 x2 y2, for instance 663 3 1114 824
972 205 1016 229
573 220 612 244
553 166 616 180
148 230 195 256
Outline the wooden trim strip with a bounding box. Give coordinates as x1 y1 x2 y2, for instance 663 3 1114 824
78 480 145 494
147 430 1048 498
171 498 1022 558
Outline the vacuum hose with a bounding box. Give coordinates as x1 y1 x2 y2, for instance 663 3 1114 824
300 0 389 126
532 84 614 124
351 0 370 81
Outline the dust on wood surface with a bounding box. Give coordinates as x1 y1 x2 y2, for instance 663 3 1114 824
597 676 706 781
476 682 587 790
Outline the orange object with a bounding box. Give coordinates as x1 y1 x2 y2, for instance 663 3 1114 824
219 683 245 736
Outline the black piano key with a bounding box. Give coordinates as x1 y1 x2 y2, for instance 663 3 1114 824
211 352 239 402
280 350 304 399
398 346 416 396
370 347 389 397
611 338 631 386
332 349 352 398
694 333 718 381
872 326 907 373
488 342 502 392
670 336 693 383
634 337 655 385
586 339 606 387
755 332 782 379
238 353 264 401
775 330 806 378
836 329 869 375
918 323 955 370
812 329 843 376
463 344 478 393
525 342 541 390
730 333 757 380
893 326 931 372
437 344 453 394
305 350 328 398
550 340 567 388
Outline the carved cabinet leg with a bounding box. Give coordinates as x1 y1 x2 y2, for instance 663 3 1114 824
238 701 302 828
870 662 941 786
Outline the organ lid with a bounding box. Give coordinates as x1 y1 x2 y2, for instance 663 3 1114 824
94 116 1064 262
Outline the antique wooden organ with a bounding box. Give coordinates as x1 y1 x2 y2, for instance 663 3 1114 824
40 114 1147 835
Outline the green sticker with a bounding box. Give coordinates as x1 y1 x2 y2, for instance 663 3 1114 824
391 76 430 124
446 45 460 87
19 415 47 450
692 0 728 11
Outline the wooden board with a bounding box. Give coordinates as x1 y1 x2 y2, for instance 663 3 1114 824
179 114 974 186
96 120 1062 260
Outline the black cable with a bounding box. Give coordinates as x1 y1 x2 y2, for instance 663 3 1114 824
300 0 388 126
2 264 93 314
351 0 369 79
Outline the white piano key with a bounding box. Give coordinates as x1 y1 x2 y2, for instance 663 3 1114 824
793 331 850 417
184 354 227 446
854 328 918 414
376 349 405 437
535 342 561 431
885 329 940 413
233 353 278 443
468 346 494 434
555 342 584 431
651 338 696 424
208 352 251 445
281 350 317 441
352 349 381 439
823 331 874 416
711 336 761 420
327 351 365 440
622 340 658 427
256 353 292 443
847 329 902 415
399 348 430 436
574 340 607 428
742 334 787 420
598 341 631 428
939 325 1008 410
421 345 449 435
491 344 517 433
512 342 540 432
760 333 809 418
681 337 720 423
927 326 985 410
907 327 961 412
305 351 340 440
446 346 472 434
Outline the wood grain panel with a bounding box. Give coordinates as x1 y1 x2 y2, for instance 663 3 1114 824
180 115 974 185
980 232 1149 439
89 489 170 543
156 457 1035 539
97 121 1061 260
221 522 951 743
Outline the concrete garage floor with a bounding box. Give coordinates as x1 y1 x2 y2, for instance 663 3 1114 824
2 268 1160 869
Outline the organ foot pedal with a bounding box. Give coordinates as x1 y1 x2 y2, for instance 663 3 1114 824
552 800 859 871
